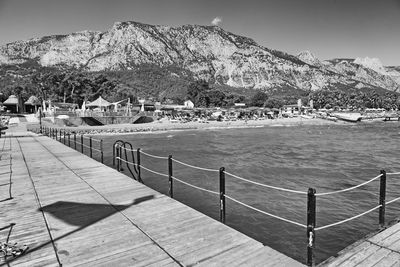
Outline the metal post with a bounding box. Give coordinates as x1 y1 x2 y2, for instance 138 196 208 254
219 167 226 224
379 170 387 228
68 132 71 147
117 146 121 172
55 129 57 141
89 137 93 158
74 133 77 150
63 130 66 145
100 140 104 164
137 148 142 182
113 144 116 166
168 155 173 198
81 135 84 153
307 188 316 267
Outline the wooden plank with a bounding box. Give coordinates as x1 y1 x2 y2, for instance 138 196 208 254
1 128 305 266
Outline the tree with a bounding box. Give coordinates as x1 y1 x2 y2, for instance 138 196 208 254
187 80 209 106
250 91 268 107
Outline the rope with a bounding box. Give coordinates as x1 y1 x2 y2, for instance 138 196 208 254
91 147 102 153
315 205 382 231
115 157 137 167
140 165 169 178
225 194 307 228
172 158 220 173
115 145 137 153
387 172 400 176
140 150 169 160
171 176 219 195
223 171 307 195
316 174 382 196
386 196 400 205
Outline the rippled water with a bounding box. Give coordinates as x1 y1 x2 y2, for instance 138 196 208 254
97 122 400 264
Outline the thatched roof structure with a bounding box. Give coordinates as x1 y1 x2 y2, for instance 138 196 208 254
24 96 41 105
86 96 111 107
3 95 19 105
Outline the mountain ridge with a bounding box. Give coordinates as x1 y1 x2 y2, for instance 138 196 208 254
1 20 399 92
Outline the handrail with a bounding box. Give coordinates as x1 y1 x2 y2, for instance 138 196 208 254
140 164 169 178
316 174 382 196
225 194 307 228
36 126 104 163
115 144 137 153
172 158 220 172
224 170 307 195
171 175 219 195
387 171 400 175
386 196 400 205
315 204 382 231
140 150 169 160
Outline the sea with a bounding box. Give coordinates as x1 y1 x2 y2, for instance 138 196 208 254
97 122 400 264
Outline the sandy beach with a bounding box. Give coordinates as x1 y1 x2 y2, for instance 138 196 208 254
39 117 347 135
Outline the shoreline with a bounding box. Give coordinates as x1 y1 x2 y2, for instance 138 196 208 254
38 117 351 135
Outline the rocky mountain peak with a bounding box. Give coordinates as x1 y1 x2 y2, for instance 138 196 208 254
297 50 320 66
353 57 386 75
0 20 399 92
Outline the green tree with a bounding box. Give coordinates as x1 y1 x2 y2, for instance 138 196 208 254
250 91 268 107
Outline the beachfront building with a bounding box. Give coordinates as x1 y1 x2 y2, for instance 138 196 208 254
3 95 23 113
24 96 41 113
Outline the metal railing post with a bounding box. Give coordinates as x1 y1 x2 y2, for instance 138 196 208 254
168 155 173 198
74 133 77 150
307 188 316 267
81 135 84 153
55 129 58 141
379 170 387 228
68 132 70 147
117 146 121 172
89 137 93 158
219 167 226 224
113 144 117 166
100 140 104 164
137 148 142 182
63 130 66 145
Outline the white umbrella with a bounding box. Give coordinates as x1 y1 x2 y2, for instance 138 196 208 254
42 99 46 111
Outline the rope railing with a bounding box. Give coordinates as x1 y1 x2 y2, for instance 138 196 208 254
387 171 400 176
110 140 399 267
115 144 137 153
172 158 220 173
36 126 104 163
140 150 169 160
225 194 307 228
224 170 307 195
116 156 137 167
386 196 400 206
315 204 382 231
140 164 169 178
171 175 219 196
316 174 382 196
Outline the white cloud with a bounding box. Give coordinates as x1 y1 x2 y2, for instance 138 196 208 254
211 17 222 26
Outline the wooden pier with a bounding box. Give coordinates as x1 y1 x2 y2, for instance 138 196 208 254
320 222 400 266
0 124 303 266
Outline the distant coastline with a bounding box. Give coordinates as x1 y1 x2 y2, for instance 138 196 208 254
40 117 353 135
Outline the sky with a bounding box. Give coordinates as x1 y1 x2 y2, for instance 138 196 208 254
0 0 399 65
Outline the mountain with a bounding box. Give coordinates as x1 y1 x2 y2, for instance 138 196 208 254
1 21 399 92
